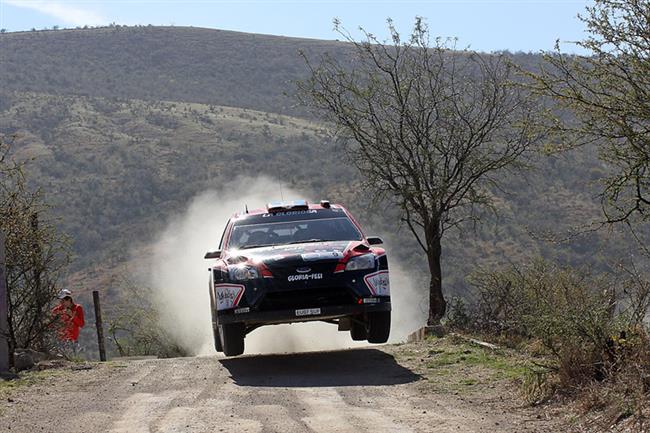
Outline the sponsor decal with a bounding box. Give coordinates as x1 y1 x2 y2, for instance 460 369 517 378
301 250 344 261
364 270 390 296
295 308 321 316
288 273 323 282
262 210 317 217
214 284 245 310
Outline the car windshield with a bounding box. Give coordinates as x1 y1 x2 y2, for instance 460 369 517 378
228 217 362 249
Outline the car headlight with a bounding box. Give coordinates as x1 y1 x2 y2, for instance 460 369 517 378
228 265 259 280
345 254 375 271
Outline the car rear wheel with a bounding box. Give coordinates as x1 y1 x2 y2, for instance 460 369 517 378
213 325 223 352
219 323 245 356
209 292 223 352
350 318 367 341
367 311 391 343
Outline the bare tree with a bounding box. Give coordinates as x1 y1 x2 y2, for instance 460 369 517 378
298 19 541 324
0 138 69 361
525 0 649 228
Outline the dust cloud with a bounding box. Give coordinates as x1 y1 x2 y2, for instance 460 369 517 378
145 176 426 356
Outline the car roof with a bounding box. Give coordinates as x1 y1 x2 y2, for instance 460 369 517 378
232 202 346 219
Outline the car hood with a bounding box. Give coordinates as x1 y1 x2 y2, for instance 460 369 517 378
226 240 354 265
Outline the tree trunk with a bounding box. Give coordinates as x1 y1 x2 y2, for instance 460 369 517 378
30 213 45 352
427 234 446 326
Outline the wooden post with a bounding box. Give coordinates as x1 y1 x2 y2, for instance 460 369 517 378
0 231 10 372
92 291 106 362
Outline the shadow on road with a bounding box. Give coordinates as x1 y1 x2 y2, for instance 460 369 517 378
219 348 420 387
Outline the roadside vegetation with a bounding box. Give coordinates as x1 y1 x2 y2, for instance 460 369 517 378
393 335 534 391
0 138 70 368
443 259 650 431
471 2 650 428
106 277 186 358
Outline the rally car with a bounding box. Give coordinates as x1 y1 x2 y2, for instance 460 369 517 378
204 199 391 356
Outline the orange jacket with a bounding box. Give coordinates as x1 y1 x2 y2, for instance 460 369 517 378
52 303 85 342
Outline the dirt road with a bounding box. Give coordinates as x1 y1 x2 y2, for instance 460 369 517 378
0 346 564 433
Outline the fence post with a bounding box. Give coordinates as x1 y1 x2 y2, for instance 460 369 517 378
0 231 10 372
92 291 106 362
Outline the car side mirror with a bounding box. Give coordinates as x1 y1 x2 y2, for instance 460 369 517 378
367 236 383 245
204 250 221 259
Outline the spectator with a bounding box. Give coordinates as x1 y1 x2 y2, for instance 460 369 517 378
51 289 85 343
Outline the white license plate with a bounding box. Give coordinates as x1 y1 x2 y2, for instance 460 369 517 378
295 308 321 317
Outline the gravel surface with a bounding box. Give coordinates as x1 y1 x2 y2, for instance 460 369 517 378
0 347 566 433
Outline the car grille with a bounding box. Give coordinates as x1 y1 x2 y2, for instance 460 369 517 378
266 261 338 280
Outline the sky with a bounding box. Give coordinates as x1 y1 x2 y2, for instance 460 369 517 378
0 0 592 53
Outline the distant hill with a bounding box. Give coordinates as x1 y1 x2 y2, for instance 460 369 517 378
0 25 543 116
0 26 347 116
1 91 347 257
0 26 633 299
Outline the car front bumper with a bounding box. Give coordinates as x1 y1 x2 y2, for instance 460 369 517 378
217 301 391 326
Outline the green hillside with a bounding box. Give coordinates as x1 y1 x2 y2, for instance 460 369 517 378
0 26 345 116
0 26 634 298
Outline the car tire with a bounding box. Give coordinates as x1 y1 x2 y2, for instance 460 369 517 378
367 311 391 344
220 323 245 356
213 331 223 352
350 319 367 341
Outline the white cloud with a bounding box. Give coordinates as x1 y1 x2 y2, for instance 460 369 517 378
4 0 105 26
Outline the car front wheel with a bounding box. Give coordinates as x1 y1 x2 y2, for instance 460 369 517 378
213 326 223 352
367 311 390 344
350 317 367 341
219 323 245 356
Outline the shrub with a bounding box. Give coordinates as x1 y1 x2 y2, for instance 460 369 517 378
444 296 472 330
106 278 187 358
1 139 70 362
461 258 650 424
